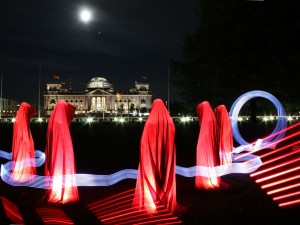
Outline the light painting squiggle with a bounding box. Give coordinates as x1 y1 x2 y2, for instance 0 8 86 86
0 150 262 188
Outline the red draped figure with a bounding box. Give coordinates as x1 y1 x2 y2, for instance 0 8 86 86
215 105 233 168
11 102 36 182
133 99 177 213
44 100 79 204
195 101 221 189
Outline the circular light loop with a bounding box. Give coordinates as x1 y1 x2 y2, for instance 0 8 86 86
229 90 287 151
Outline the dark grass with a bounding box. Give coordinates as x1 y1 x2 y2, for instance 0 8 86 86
0 120 299 224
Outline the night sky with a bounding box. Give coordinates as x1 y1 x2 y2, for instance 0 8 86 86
0 0 199 105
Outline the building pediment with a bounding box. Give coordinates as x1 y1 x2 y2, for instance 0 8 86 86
85 89 113 96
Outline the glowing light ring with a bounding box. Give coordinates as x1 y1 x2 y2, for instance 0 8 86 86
0 149 262 188
229 90 287 150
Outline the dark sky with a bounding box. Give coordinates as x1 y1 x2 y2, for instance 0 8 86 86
0 0 199 105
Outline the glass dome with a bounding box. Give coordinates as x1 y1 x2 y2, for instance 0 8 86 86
87 77 112 89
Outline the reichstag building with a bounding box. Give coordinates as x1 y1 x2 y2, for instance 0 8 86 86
44 77 152 116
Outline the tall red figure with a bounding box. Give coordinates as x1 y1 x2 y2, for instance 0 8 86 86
214 105 233 167
44 100 79 204
133 99 177 213
195 101 221 189
11 102 36 182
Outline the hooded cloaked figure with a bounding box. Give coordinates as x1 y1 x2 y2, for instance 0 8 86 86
133 99 177 213
195 101 221 189
215 105 233 168
11 102 36 182
44 100 79 204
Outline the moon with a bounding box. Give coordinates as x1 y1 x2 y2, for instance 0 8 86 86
80 9 92 23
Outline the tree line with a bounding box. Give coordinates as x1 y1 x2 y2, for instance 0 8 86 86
170 0 300 116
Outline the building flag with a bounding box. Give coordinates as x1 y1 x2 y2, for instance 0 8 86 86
53 75 60 79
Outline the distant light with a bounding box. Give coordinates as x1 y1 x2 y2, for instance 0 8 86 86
87 117 93 123
238 117 243 121
80 9 92 23
37 118 43 122
269 116 274 121
11 118 16 123
113 117 125 122
138 117 143 121
287 116 293 121
180 116 191 122
263 117 268 121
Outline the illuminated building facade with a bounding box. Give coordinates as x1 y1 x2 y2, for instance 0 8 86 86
0 98 18 117
44 77 152 116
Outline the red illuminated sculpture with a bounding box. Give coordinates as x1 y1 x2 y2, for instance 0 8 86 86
195 101 221 189
215 105 233 167
133 99 177 213
11 102 36 182
44 100 79 203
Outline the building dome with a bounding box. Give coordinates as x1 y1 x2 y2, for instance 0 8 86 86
87 77 112 89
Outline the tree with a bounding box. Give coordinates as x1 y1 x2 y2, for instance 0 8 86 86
171 0 300 113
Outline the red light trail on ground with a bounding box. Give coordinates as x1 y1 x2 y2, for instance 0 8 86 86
87 189 182 224
235 122 300 161
261 174 300 189
249 122 300 207
36 207 74 224
255 166 300 183
252 150 300 176
0 196 24 224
